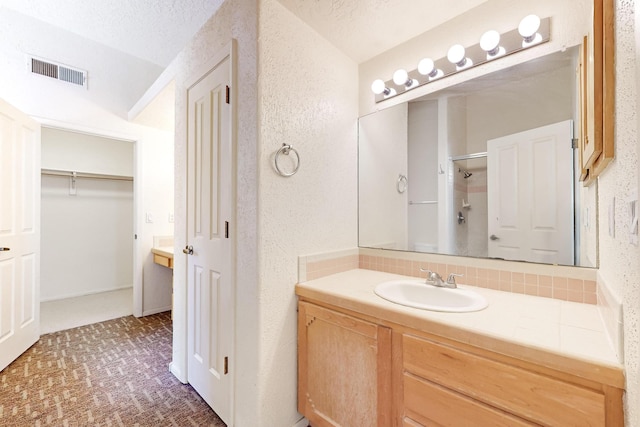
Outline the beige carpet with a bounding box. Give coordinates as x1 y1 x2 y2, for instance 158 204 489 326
0 312 226 426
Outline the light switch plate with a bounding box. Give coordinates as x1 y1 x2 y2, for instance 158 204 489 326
629 189 638 246
145 213 153 223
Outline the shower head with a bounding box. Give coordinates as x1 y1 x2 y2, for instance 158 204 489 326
458 168 472 179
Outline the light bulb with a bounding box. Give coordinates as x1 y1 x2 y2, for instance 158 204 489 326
447 44 471 69
480 30 501 56
371 79 387 95
417 58 443 80
418 58 434 75
519 14 541 43
393 69 409 86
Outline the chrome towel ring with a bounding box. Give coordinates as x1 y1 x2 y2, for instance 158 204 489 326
274 143 300 177
397 174 407 193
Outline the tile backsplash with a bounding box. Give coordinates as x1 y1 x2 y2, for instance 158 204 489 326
597 271 624 362
299 248 598 305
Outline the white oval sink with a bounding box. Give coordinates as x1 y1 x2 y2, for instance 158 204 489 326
374 280 488 313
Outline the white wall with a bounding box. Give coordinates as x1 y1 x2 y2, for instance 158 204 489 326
257 1 358 425
0 14 175 318
139 134 174 316
464 62 574 153
359 103 408 249
408 101 438 251
41 174 133 301
0 8 162 118
42 127 134 176
169 0 260 424
601 1 640 425
41 128 134 302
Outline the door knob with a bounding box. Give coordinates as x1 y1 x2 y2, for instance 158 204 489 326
490 234 500 241
183 245 193 255
0 247 10 251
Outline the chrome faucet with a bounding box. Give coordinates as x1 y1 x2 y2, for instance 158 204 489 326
420 268 463 289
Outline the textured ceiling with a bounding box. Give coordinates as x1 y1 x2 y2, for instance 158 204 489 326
1 0 490 68
277 0 489 63
0 0 224 67
0 0 491 119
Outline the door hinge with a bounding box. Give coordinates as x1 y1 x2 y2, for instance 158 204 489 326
225 221 229 238
224 356 229 374
225 85 230 104
571 138 578 149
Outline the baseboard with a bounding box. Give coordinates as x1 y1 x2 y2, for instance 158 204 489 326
293 416 309 427
142 305 171 317
40 285 133 303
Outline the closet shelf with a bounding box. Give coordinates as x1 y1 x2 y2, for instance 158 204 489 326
41 169 133 181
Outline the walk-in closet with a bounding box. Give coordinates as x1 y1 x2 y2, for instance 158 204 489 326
40 127 134 331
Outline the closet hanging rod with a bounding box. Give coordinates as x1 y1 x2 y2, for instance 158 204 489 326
449 151 488 162
409 200 438 205
41 169 133 182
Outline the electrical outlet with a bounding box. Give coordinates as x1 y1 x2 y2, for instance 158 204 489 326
168 213 174 223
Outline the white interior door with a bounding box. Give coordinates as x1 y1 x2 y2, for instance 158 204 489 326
186 49 234 424
0 98 41 371
488 120 574 265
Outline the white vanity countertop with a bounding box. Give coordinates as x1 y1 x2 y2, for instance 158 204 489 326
296 269 624 388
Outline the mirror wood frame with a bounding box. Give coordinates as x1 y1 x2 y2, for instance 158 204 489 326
580 0 615 185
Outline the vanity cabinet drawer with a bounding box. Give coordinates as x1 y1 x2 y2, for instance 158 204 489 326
402 334 606 426
403 372 535 426
153 253 173 269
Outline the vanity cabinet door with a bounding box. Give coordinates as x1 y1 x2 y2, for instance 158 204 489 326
298 301 392 427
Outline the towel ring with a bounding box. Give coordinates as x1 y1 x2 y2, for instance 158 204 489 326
274 143 300 177
397 174 408 193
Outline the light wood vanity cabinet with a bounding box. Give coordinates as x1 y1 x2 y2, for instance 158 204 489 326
400 333 618 426
298 301 392 427
298 299 624 427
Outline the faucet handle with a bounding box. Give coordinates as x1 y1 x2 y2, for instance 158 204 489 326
447 273 463 285
420 268 437 283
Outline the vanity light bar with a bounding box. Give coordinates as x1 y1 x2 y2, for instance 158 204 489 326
372 15 551 103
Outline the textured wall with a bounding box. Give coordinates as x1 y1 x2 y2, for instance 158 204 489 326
359 103 408 249
600 1 640 425
257 1 359 425
170 0 259 424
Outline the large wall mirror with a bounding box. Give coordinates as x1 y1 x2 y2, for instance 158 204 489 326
359 46 598 268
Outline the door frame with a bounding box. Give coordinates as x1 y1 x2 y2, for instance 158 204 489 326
170 39 237 423
35 119 141 315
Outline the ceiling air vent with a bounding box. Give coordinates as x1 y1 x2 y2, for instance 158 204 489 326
28 56 87 89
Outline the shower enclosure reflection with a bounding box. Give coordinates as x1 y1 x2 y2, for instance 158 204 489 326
358 47 597 267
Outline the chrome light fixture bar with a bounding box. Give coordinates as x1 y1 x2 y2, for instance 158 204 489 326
372 15 550 102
